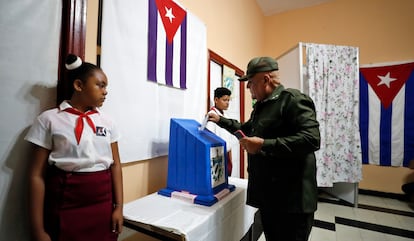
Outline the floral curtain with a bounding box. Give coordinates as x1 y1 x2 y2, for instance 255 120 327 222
305 43 362 187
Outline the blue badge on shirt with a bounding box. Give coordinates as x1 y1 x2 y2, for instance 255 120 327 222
96 126 107 136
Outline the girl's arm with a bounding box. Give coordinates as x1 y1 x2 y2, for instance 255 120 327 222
110 142 124 233
28 144 52 241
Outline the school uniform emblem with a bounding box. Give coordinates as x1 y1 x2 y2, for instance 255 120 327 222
96 126 107 136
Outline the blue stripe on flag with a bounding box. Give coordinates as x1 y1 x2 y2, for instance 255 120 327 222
179 16 187 89
379 104 392 166
148 0 157 82
359 73 369 165
165 39 173 86
404 71 414 166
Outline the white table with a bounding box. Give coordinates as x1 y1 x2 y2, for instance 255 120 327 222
123 177 258 241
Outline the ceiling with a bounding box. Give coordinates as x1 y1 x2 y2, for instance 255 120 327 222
256 0 334 16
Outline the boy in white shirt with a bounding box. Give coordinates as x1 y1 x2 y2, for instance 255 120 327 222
206 87 238 176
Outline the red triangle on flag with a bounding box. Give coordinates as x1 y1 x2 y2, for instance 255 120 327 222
155 0 187 44
360 62 414 109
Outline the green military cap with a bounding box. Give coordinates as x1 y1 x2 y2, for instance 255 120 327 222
239 56 279 81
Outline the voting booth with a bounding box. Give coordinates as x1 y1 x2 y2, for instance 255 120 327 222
158 118 235 206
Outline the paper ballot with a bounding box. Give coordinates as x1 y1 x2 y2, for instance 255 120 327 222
199 115 209 131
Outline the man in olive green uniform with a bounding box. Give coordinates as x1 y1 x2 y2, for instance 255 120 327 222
208 57 320 241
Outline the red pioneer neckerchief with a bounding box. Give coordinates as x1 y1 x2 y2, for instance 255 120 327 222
63 108 98 144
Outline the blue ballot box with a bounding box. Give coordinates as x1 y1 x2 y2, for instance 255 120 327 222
158 118 235 206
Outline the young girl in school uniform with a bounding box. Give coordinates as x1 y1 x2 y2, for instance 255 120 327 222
25 54 123 241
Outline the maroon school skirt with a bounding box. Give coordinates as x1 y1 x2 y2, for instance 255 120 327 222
44 166 118 241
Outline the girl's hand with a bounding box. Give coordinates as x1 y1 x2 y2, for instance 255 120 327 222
32 230 52 241
111 206 123 234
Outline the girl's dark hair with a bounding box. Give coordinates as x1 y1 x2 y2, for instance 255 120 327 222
65 54 101 97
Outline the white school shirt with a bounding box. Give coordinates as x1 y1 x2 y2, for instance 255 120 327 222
206 107 238 151
24 100 120 172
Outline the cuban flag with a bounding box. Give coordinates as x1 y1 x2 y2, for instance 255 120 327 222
359 62 414 167
148 0 187 89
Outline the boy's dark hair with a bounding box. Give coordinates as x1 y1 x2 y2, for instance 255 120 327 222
214 87 231 98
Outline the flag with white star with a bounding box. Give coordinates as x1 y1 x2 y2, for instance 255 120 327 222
359 62 414 167
148 0 188 89
100 0 207 160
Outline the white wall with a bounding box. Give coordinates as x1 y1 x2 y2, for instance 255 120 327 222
0 1 61 240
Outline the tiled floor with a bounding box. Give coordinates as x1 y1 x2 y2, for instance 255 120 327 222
257 192 414 241
120 192 414 241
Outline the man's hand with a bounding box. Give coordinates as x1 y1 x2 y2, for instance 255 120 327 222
207 112 220 123
239 136 264 154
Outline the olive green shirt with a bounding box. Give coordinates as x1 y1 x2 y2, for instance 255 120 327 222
218 85 320 213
